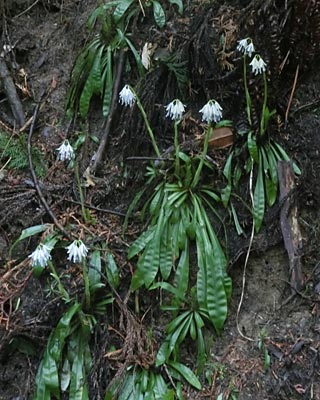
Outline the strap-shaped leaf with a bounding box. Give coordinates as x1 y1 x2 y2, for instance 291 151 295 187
113 0 135 22
174 241 189 307
271 141 301 175
167 311 191 333
231 202 244 236
261 146 277 207
101 46 113 118
152 0 166 28
156 340 170 366
253 156 265 233
159 224 174 280
80 44 104 118
106 252 120 289
168 0 183 14
167 361 202 390
128 227 155 259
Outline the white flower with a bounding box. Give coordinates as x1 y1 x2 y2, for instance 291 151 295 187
28 243 52 268
199 99 223 123
119 85 136 107
237 38 255 57
66 240 88 263
250 54 267 75
57 140 74 161
165 99 185 120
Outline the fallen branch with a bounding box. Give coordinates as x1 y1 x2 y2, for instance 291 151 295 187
278 161 304 293
91 49 126 175
0 57 26 128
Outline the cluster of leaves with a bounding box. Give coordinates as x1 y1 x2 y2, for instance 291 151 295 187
67 0 184 119
0 131 47 177
106 362 200 400
12 225 118 400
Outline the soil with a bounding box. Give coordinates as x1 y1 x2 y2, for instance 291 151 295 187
1 0 320 399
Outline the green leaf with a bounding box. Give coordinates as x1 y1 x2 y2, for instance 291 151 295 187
128 227 155 259
106 252 120 288
80 44 104 118
60 358 71 392
156 340 171 366
167 361 202 390
271 141 301 175
124 35 145 77
152 0 166 28
230 202 244 235
113 0 135 22
167 311 191 333
173 241 189 307
88 250 102 291
159 224 173 280
168 0 183 14
10 223 51 257
149 281 182 298
253 157 265 233
102 46 113 118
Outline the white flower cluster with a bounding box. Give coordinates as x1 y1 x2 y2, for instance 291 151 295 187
56 139 74 161
66 240 89 263
29 243 52 268
165 99 186 121
199 100 223 123
237 37 267 75
29 239 88 268
119 85 224 124
119 84 136 107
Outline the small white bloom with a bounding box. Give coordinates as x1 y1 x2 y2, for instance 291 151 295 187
29 243 52 268
119 85 136 107
57 140 74 161
237 37 255 57
66 240 88 263
165 99 186 120
250 54 267 75
199 99 223 123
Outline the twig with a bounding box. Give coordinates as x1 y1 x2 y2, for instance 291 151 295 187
63 198 126 217
13 0 41 18
91 50 126 174
27 93 72 240
285 64 299 127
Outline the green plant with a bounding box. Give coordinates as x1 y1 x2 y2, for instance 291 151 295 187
258 329 271 370
234 41 301 232
12 224 119 400
0 131 47 176
66 0 144 119
106 361 200 400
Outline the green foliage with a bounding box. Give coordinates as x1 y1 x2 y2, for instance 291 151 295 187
0 131 47 177
66 0 144 119
106 367 176 399
127 150 231 333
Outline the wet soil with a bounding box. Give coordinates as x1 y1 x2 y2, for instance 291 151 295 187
1 1 320 399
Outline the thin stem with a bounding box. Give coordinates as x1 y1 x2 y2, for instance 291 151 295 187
135 97 161 158
48 261 70 301
243 55 252 127
75 163 90 223
191 125 212 189
82 259 91 310
174 121 180 176
260 71 268 136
